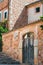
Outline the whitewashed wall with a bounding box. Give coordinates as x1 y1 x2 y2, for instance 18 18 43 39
28 4 42 23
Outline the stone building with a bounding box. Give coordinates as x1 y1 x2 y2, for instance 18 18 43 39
1 0 43 65
0 0 9 28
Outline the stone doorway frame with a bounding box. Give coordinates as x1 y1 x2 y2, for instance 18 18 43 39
22 32 34 64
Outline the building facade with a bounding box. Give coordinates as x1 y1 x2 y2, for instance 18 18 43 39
0 0 9 28
1 0 43 65
9 0 41 30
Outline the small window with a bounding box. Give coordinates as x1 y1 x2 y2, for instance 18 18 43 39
36 7 40 13
4 10 8 19
4 12 7 19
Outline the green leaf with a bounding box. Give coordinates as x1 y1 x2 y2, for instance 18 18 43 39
0 20 8 42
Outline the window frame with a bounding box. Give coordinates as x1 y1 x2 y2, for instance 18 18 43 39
4 10 8 20
35 7 40 13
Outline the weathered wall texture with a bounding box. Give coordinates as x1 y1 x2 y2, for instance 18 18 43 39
28 2 42 23
38 29 43 65
2 30 21 61
14 7 28 29
14 2 42 29
0 0 8 10
2 21 43 63
9 0 40 30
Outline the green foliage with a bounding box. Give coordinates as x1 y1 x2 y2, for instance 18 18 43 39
40 16 43 21
0 20 8 43
40 25 43 30
0 25 8 33
40 16 43 30
0 20 8 51
0 20 7 28
0 25 8 41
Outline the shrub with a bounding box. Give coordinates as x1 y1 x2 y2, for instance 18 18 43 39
0 20 8 51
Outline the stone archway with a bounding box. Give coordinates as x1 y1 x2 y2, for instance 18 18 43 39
22 32 34 65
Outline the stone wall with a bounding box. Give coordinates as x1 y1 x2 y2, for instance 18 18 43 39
38 29 43 65
9 0 39 30
2 30 21 61
2 21 43 63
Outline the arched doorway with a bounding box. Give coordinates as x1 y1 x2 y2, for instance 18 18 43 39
22 32 34 65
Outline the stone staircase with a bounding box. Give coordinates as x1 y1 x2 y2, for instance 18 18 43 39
0 52 20 64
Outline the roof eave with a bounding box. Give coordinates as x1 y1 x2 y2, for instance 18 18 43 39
25 0 41 7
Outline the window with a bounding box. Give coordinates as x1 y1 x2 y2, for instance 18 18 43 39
0 12 2 22
4 10 8 19
4 12 7 19
36 7 40 13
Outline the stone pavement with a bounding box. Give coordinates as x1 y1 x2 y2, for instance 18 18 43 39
0 52 34 65
0 52 20 64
